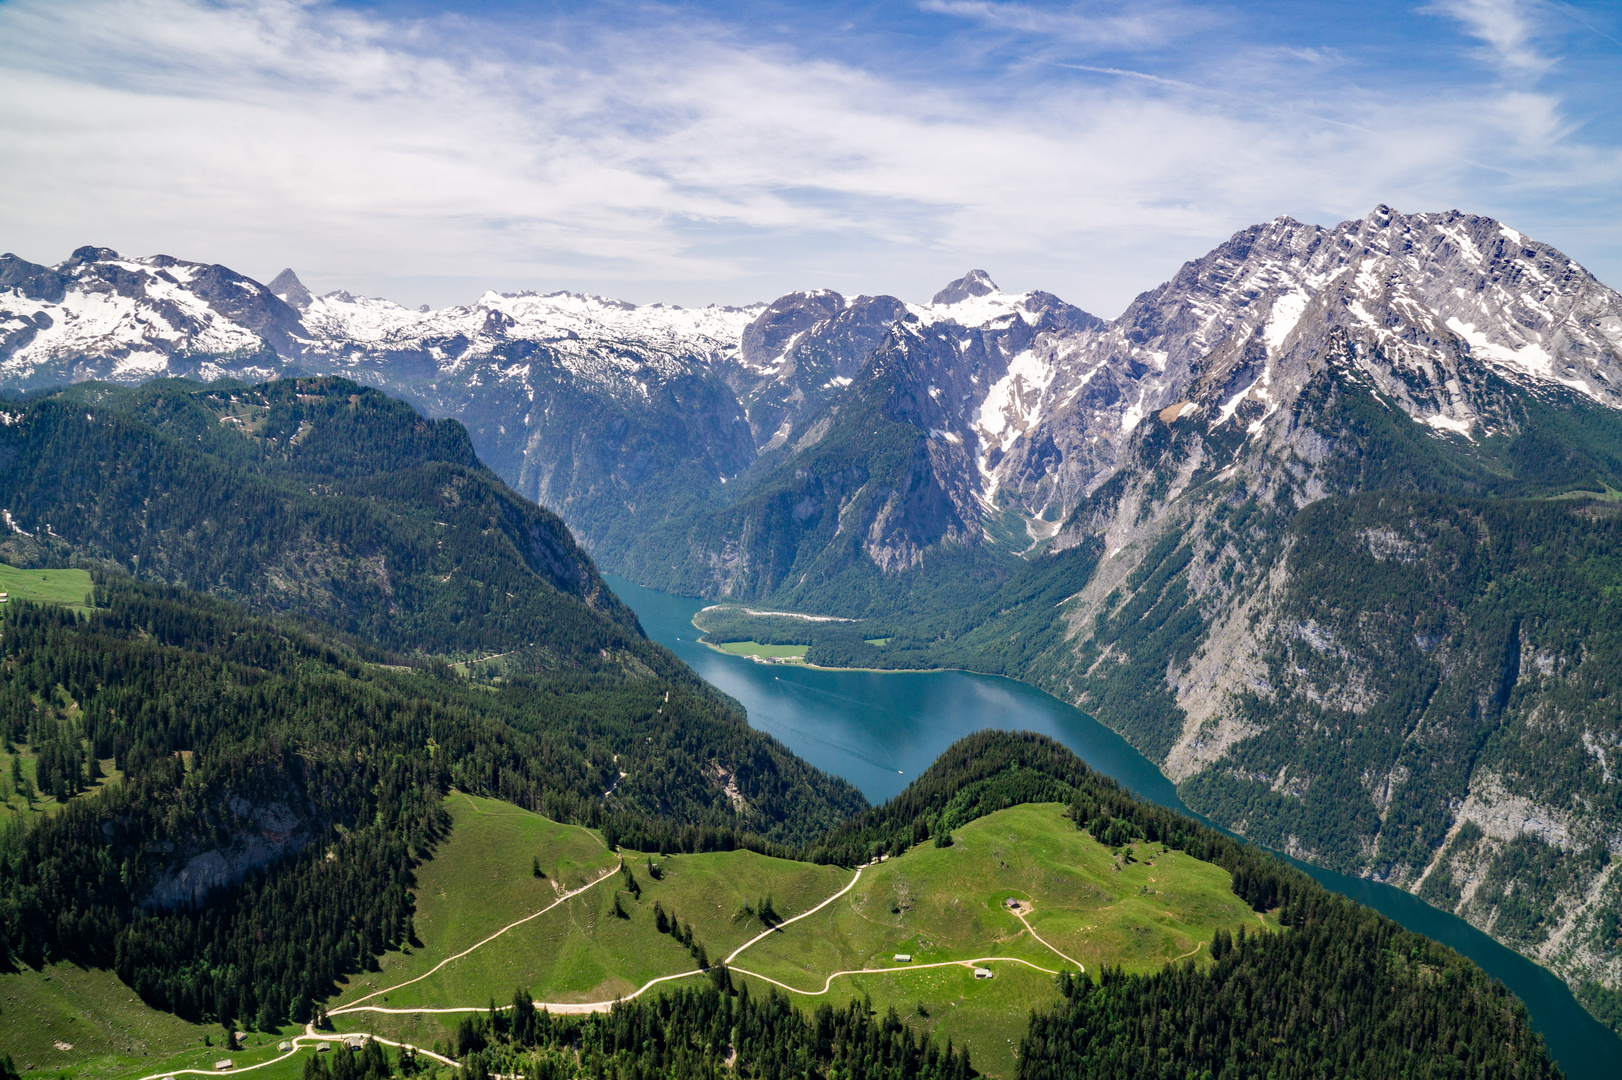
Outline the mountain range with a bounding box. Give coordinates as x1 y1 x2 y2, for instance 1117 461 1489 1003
4 205 1622 1025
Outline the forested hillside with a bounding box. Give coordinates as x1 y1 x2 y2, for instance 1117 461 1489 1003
0 575 863 1028
0 377 868 1035
816 732 1559 1080
0 377 640 665
402 732 1561 1080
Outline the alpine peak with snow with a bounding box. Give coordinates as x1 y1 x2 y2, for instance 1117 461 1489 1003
6 206 1622 1011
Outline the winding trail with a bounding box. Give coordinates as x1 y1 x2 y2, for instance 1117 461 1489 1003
1006 904 1085 971
335 863 871 1018
1171 940 1205 963
129 1031 459 1080
724 866 865 964
330 860 622 1016
202 849 1109 1077
727 956 1061 997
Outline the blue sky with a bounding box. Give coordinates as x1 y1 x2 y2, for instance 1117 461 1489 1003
1 0 1618 315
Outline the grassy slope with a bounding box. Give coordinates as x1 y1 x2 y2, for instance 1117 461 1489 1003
713 640 808 660
328 795 847 1049
336 797 1269 1079
0 964 211 1079
0 564 94 612
732 802 1273 1077
10 795 1271 1080
0 965 386 1080
0 966 311 1080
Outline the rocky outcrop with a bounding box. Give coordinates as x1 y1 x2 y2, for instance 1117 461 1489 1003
145 791 317 908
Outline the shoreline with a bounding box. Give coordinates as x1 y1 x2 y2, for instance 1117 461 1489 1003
692 625 988 677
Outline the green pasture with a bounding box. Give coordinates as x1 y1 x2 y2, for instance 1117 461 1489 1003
3 795 1270 1080
0 963 366 1080
0 563 94 612
0 962 214 1080
328 793 846 1046
710 640 808 660
732 802 1272 1076
732 961 1057 1078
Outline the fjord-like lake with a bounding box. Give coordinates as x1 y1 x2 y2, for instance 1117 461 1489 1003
606 574 1621 1079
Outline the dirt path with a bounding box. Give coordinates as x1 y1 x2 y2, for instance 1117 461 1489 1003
727 956 1061 996
1005 903 1085 971
129 1031 459 1080
723 865 865 964
330 860 621 1015
253 854 1088 1072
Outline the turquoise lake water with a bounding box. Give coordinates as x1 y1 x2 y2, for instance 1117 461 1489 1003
606 574 1621 1079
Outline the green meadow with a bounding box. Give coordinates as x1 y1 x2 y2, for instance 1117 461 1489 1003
729 802 1271 1075
333 797 1266 1077
0 563 94 612
4 794 1270 1080
710 640 808 661
326 794 846 1048
0 960 336 1080
0 963 210 1080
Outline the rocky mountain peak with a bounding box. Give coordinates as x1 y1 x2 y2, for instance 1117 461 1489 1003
268 268 313 310
65 245 121 266
0 253 65 304
932 269 999 306
740 289 847 369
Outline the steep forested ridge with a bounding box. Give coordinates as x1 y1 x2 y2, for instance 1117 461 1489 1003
0 378 639 663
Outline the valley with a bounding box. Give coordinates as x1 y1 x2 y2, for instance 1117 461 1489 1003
5 201 1622 1076
619 573 1622 1077
5 0 1619 1072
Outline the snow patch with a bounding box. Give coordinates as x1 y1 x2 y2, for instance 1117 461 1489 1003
1423 413 1474 437
1120 385 1151 433
1443 316 1598 400
1214 379 1258 428
1264 291 1309 355
975 349 1053 452
913 289 1034 329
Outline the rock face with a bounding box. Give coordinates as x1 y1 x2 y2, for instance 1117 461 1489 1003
6 208 1622 1010
145 791 316 908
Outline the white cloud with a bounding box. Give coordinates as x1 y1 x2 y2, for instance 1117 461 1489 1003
915 0 1206 49
0 0 1616 314
1428 0 1554 77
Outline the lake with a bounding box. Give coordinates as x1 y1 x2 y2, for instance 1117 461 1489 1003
606 573 1622 1079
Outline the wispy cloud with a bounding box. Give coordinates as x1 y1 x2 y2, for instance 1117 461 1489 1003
1427 0 1555 78
916 0 1207 50
0 0 1616 313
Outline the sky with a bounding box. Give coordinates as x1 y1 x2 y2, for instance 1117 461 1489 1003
0 0 1618 316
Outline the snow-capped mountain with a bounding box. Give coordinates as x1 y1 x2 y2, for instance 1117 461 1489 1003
0 247 304 388
7 209 1620 583
291 280 759 384
986 206 1622 526
6 207 1622 1008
